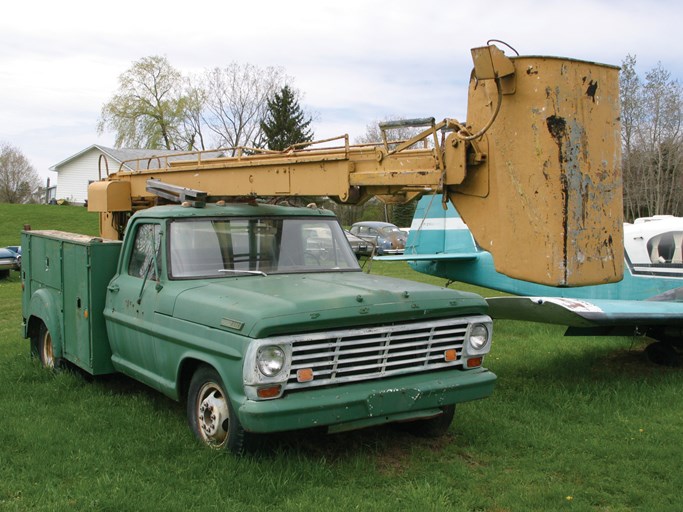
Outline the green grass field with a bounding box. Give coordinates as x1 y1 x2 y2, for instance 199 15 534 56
1 204 681 511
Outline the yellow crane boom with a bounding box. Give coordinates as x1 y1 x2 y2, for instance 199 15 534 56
89 44 623 288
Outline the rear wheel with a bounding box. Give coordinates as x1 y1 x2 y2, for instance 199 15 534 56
33 322 59 369
187 366 251 455
397 405 456 438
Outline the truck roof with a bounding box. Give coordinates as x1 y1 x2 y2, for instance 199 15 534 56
132 202 338 220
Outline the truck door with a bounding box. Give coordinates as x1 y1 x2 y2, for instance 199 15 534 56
105 221 163 383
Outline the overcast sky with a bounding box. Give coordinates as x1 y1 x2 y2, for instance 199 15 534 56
1 0 681 183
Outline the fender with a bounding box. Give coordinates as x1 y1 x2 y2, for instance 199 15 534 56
175 348 245 405
25 287 63 359
169 330 245 403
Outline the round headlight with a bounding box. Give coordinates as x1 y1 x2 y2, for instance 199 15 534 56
256 345 285 377
469 323 489 350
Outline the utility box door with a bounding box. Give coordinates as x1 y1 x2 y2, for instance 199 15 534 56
61 239 121 374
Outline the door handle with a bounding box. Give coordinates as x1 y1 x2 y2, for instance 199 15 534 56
107 283 120 293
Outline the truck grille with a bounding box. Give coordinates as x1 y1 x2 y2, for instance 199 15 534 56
285 317 471 391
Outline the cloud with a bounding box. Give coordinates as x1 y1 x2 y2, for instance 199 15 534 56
1 0 681 181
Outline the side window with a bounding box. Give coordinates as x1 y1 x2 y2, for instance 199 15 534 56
647 231 683 264
128 223 162 280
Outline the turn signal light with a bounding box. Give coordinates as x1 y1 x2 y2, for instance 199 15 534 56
466 357 483 368
257 385 281 399
444 349 457 362
297 368 314 382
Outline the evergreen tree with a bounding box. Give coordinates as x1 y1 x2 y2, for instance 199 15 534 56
260 86 313 151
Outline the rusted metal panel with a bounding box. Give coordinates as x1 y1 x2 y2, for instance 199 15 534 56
87 45 624 288
452 55 623 286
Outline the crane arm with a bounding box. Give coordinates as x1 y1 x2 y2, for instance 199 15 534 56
89 44 624 288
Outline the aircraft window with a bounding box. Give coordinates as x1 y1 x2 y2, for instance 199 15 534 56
647 231 683 264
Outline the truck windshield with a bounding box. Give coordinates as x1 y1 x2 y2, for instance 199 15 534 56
169 217 361 278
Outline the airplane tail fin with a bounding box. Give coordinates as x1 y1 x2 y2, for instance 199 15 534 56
406 194 480 257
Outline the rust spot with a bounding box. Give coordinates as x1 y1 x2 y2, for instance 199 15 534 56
546 114 569 284
586 80 598 102
546 115 567 163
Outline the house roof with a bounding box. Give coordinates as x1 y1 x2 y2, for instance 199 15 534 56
50 145 229 173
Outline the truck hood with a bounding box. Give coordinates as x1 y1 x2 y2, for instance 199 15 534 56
169 272 487 338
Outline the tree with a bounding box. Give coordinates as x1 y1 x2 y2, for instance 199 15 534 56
0 143 42 204
620 56 683 220
99 58 310 156
176 76 208 151
98 56 195 150
202 63 286 153
355 117 434 150
260 85 313 151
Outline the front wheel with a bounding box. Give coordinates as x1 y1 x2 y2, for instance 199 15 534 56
187 366 251 455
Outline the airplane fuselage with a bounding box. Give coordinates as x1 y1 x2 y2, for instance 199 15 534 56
406 195 683 300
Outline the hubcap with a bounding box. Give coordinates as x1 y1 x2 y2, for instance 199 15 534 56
197 386 229 446
42 331 54 368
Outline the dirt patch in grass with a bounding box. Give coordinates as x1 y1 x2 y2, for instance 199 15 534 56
596 342 683 378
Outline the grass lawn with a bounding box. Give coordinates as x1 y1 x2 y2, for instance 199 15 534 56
1 204 681 511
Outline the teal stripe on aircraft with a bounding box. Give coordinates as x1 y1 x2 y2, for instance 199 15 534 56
381 194 683 302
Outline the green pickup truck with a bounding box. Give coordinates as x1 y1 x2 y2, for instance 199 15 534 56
21 201 495 454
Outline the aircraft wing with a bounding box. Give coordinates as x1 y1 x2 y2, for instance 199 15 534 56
374 252 480 262
486 296 683 328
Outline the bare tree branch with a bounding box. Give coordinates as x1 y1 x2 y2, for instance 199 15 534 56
620 56 683 220
202 63 287 153
0 143 42 204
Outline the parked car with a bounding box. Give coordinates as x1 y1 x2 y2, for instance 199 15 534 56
6 245 21 270
0 247 19 279
348 221 406 254
344 230 375 258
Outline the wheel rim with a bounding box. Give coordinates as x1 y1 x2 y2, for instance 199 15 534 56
196 383 230 448
41 330 55 368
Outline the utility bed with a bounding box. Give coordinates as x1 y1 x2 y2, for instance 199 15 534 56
21 230 122 374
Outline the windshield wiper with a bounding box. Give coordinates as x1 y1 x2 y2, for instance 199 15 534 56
217 269 268 277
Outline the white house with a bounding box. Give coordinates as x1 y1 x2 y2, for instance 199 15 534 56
50 145 188 204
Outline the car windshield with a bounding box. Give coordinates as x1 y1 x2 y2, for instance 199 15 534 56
380 226 403 235
169 216 361 278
